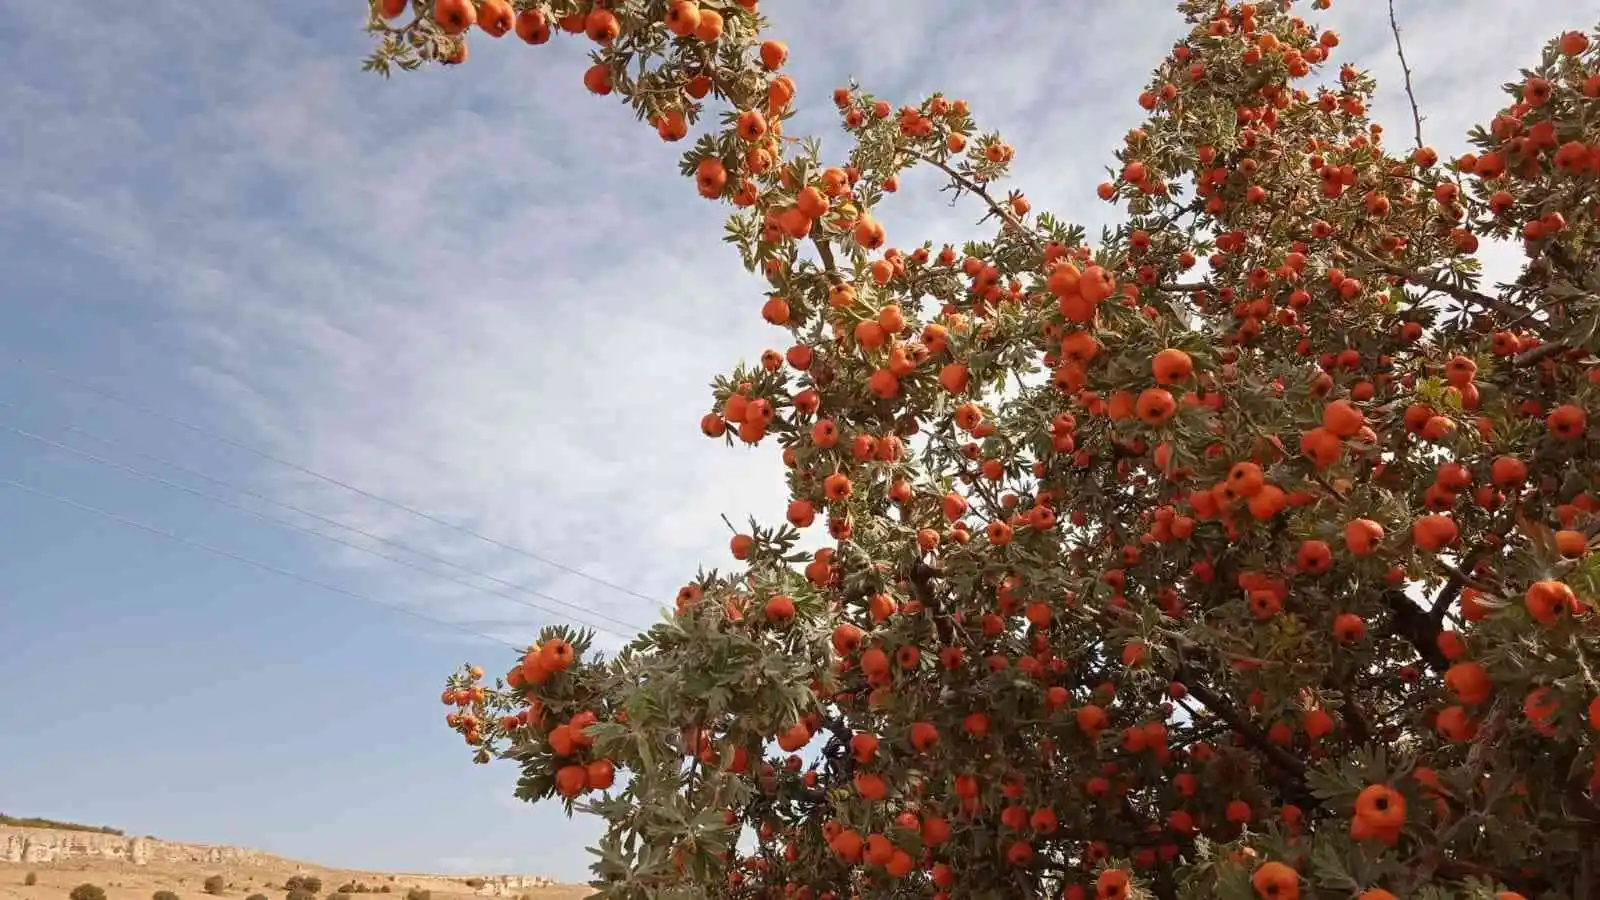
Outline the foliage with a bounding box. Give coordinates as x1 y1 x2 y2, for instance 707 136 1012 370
363 0 1600 898
69 885 106 900
204 876 227 895
24 873 38 887
0 814 123 836
248 892 270 900
284 878 320 896
286 890 316 900
403 889 430 900
155 890 182 900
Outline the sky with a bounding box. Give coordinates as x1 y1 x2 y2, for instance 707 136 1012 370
0 0 1583 885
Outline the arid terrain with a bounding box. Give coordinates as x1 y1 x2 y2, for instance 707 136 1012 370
0 823 587 900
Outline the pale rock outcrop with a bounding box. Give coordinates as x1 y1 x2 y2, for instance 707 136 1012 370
0 826 268 867
0 826 560 890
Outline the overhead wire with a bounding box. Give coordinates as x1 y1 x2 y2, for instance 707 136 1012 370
0 414 650 638
0 477 526 651
1 352 659 604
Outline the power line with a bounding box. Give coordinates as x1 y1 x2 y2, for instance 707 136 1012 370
1 353 658 604
0 403 657 632
0 416 649 638
0 477 526 650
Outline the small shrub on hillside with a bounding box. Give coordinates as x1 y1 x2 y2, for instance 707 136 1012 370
154 890 181 900
404 890 430 900
463 880 484 889
203 876 226 895
376 888 390 895
284 878 320 896
24 873 38 887
0 815 121 836
330 892 350 900
247 893 268 900
286 891 315 900
70 885 107 900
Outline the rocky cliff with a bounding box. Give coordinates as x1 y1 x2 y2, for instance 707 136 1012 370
0 826 561 895
0 826 272 867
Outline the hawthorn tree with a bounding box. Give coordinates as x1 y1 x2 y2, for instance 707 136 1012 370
363 1 1600 897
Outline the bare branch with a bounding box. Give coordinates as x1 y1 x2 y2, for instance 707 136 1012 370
1387 0 1425 150
903 148 1044 250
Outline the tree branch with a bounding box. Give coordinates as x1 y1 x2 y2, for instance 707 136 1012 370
906 559 955 645
903 147 1044 250
1514 337 1577 367
1174 664 1308 781
1386 0 1425 150
1342 240 1549 336
811 235 845 286
1382 589 1449 673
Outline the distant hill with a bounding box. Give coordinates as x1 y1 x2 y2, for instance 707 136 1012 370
1 814 578 895
0 815 124 836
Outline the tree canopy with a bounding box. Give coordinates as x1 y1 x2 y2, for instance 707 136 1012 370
364 1 1600 897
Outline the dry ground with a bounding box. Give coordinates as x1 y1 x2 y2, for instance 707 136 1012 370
0 859 589 900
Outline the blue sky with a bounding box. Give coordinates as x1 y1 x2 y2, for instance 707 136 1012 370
0 0 1578 884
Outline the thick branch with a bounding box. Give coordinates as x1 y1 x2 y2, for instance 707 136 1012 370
906 559 955 644
1157 281 1216 294
818 714 857 782
1514 337 1577 368
811 235 845 286
1382 589 1449 673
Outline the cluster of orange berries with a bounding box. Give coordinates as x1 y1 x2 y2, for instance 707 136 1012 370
440 638 619 798
1455 30 1599 239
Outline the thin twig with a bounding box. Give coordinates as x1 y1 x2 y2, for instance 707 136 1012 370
1433 559 1492 597
903 148 1044 250
1387 0 1425 150
1341 240 1548 335
1500 292 1571 331
1428 510 1513 618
